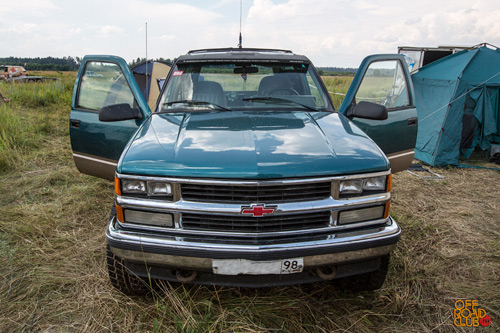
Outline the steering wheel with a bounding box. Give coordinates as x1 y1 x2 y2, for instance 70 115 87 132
268 88 299 96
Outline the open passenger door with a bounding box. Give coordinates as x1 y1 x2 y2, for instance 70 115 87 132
69 55 151 180
338 54 418 172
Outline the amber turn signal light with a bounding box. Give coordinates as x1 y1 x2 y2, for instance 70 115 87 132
114 177 121 196
115 204 125 222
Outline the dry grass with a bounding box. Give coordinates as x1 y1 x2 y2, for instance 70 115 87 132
0 73 499 332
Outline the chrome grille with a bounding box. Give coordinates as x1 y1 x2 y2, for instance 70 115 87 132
181 182 331 203
182 211 331 233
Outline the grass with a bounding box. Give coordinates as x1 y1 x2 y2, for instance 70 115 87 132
322 76 353 109
1 73 499 332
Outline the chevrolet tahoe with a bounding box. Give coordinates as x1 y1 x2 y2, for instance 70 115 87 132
69 48 417 294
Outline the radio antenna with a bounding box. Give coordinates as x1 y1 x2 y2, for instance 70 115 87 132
145 22 149 88
238 0 242 48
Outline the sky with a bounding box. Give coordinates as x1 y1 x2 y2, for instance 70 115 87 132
1 0 499 67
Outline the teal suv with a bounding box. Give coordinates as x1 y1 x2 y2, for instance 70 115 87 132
70 48 417 294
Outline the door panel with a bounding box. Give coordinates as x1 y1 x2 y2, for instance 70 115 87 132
70 55 151 180
338 55 417 172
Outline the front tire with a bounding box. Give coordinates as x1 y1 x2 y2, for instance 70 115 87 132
106 204 150 295
106 245 150 295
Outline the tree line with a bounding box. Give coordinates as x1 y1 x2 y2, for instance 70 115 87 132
128 57 175 67
317 67 357 76
0 56 176 71
0 56 81 71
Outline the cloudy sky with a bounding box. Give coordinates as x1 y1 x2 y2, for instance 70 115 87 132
1 0 499 67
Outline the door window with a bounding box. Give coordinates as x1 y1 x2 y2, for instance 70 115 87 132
355 60 409 110
77 61 136 111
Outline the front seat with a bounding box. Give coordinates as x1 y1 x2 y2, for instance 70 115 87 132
258 73 304 96
193 81 226 106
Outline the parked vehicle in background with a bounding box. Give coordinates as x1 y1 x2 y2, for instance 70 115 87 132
84 70 103 77
0 65 59 82
69 48 417 294
398 45 471 73
0 65 26 80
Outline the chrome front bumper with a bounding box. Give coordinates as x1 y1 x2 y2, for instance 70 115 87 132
106 215 400 268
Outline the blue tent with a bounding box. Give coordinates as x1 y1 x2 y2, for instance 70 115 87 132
413 45 500 166
132 61 171 110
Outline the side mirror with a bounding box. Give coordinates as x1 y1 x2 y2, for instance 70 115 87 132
347 101 388 121
99 103 143 122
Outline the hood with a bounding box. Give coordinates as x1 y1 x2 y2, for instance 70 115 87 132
118 111 389 179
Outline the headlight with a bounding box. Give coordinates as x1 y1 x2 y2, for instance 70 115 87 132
340 176 387 196
147 181 172 196
339 179 363 194
362 176 386 191
120 179 172 197
122 180 146 194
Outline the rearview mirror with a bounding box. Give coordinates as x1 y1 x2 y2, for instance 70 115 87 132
99 103 143 122
234 66 259 74
347 101 388 121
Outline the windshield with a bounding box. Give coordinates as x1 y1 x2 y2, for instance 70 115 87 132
158 62 329 112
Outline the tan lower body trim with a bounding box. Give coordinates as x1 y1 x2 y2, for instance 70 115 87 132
387 149 414 173
73 152 117 181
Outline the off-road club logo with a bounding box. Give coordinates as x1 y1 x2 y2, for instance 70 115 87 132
454 300 491 327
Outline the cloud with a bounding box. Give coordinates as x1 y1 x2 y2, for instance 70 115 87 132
242 0 500 66
1 23 38 35
100 25 125 35
126 1 223 24
0 0 59 17
1 0 500 66
158 34 177 42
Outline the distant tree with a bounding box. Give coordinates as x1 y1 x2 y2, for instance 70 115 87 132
316 67 357 76
0 56 81 71
128 57 174 67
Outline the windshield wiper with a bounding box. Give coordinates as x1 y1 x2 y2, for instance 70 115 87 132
162 100 231 111
242 97 318 111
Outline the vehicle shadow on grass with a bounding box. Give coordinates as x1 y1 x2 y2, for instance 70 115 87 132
126 279 388 332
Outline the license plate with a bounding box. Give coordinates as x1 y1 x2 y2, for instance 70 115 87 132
212 258 304 275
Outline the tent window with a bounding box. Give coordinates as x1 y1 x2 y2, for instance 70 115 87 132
355 60 410 110
422 51 453 66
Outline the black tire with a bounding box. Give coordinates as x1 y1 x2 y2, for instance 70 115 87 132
106 245 150 295
106 204 149 295
335 254 390 292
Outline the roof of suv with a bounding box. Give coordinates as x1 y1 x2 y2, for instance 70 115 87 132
176 48 311 64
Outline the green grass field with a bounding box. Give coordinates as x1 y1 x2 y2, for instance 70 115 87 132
0 73 498 332
323 76 353 110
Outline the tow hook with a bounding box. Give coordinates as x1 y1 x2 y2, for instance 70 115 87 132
175 269 198 283
315 266 337 280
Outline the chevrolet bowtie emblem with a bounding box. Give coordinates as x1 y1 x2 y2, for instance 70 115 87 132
241 204 277 217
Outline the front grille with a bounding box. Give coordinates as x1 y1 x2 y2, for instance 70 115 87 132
181 182 331 203
182 211 331 233
182 231 334 245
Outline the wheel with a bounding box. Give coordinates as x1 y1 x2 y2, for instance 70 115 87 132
106 204 149 295
335 255 390 292
268 87 299 95
106 245 150 295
